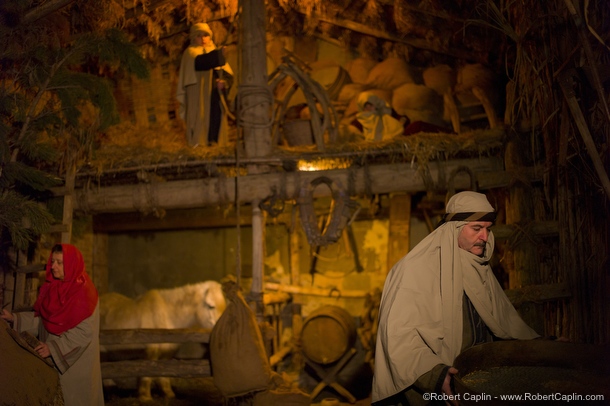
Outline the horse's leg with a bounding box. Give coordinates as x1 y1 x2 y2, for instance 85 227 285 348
157 377 176 398
138 343 162 401
156 343 177 398
138 377 154 401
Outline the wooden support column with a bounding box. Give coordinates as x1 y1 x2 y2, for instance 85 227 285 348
289 214 302 289
387 194 411 273
1 257 14 310
249 201 266 322
13 249 26 310
239 0 272 161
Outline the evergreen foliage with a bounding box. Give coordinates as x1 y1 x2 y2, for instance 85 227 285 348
0 5 150 253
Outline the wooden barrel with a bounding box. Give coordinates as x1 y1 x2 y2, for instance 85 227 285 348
300 305 356 365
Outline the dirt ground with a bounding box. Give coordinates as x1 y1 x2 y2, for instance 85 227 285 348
103 377 373 406
103 377 224 406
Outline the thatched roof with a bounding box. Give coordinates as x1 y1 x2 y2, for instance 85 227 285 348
3 0 510 68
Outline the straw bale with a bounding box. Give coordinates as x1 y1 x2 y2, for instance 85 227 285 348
452 63 503 121
455 63 497 93
337 83 367 103
365 57 416 91
392 83 443 114
345 57 378 84
423 64 456 96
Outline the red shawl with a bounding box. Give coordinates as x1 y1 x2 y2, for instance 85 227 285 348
34 244 99 335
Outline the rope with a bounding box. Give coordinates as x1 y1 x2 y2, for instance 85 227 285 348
298 176 360 247
236 84 274 129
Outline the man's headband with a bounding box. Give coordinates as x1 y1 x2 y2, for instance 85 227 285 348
442 211 497 223
436 211 496 228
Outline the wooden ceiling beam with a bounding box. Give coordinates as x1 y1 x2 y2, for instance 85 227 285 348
74 157 503 214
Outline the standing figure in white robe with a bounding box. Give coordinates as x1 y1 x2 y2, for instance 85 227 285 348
177 23 234 147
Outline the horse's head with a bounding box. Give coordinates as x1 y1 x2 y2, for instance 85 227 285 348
195 281 227 330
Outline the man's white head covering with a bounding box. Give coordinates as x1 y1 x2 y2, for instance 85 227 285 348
439 191 496 226
190 23 213 39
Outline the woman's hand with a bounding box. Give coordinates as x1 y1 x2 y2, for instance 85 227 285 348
35 342 51 358
1 309 14 324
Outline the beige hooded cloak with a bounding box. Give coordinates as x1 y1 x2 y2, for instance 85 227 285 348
372 191 539 404
176 23 233 147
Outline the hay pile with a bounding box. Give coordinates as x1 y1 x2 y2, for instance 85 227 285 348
86 121 237 176
85 119 504 180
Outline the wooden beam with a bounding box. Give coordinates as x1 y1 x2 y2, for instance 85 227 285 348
92 207 254 233
15 264 45 274
22 0 74 25
101 359 210 379
296 9 482 62
74 158 503 213
493 221 559 241
99 328 211 345
477 165 544 189
504 282 571 307
265 282 368 299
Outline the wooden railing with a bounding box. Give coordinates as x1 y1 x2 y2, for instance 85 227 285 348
99 328 212 379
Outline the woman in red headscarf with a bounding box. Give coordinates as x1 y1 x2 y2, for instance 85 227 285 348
1 244 104 406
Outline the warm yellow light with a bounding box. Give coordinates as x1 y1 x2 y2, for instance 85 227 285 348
297 158 352 171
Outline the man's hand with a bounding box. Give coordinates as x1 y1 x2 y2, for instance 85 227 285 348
442 367 459 405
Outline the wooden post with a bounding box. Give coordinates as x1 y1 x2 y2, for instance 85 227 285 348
387 193 411 273
250 201 265 321
289 210 302 288
3 250 16 311
238 0 272 161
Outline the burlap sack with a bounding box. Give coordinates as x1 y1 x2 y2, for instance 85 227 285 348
422 64 456 96
345 57 377 84
392 83 442 114
337 83 367 103
210 285 272 398
0 319 64 405
455 63 497 92
365 57 415 90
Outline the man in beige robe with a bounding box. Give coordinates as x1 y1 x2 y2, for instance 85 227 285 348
372 191 540 405
176 23 233 147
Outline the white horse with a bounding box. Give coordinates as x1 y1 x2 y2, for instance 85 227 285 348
100 281 226 401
